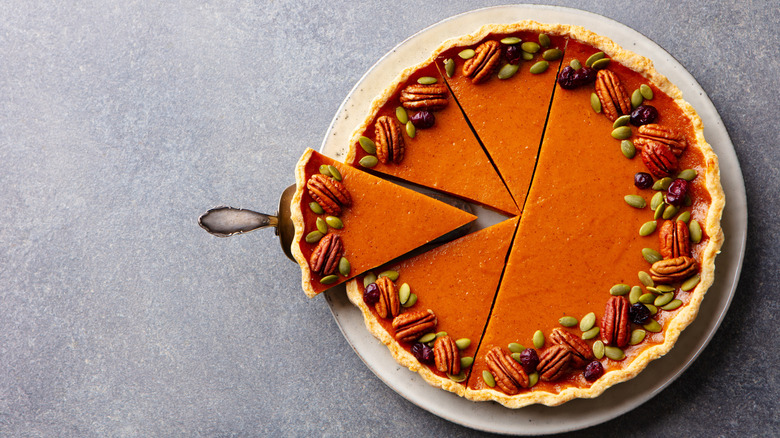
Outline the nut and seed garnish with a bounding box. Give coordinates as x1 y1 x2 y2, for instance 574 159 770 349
508 342 524 353
363 272 377 288
550 328 594 368
375 276 401 319
486 347 529 394
604 346 625 360
612 126 632 140
327 165 342 181
460 356 474 368
358 136 376 154
591 57 611 70
584 361 605 381
570 59 582 69
518 348 540 373
585 51 605 67
582 327 600 340
310 234 344 277
417 76 438 85
662 299 683 311
378 270 399 281
689 219 703 243
613 114 631 128
602 296 630 347
307 174 351 216
325 215 343 230
629 285 643 304
400 83 449 111
677 211 691 224
654 203 665 220
375 116 405 164
654 292 674 307
395 106 408 124
462 40 501 83
631 89 644 109
359 155 378 168
580 312 596 332
592 340 605 359
500 36 521 45
640 84 654 100
643 319 662 333
309 201 325 215
398 282 411 305
444 58 455 78
639 270 654 287
455 338 471 350
642 248 663 264
319 164 331 177
659 219 691 259
538 345 573 382
677 168 697 181
542 48 563 61
650 256 698 284
650 191 665 210
639 220 658 236
559 316 578 327
521 41 540 53
533 330 545 349
305 230 323 244
539 33 551 47
662 205 679 220
681 274 701 291
629 302 651 324
315 217 328 234
393 309 437 342
610 284 631 296
482 370 496 387
458 48 475 59
624 194 646 209
652 177 673 191
622 139 636 159
338 257 350 277
529 60 549 74
363 282 380 305
402 293 418 308
595 70 631 122
405 120 416 139
320 274 338 285
498 63 520 80
434 335 461 375
590 93 602 113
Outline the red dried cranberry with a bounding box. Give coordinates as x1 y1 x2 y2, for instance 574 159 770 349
629 303 651 324
557 66 578 89
572 66 597 86
634 172 654 189
363 283 380 305
411 342 435 364
665 178 689 206
584 361 604 381
505 44 522 65
410 111 435 129
630 105 659 126
519 348 540 373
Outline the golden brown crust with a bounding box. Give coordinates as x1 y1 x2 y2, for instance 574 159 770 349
291 148 318 298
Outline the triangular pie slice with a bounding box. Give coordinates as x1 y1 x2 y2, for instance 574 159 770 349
291 148 477 297
344 50 519 215
345 217 518 394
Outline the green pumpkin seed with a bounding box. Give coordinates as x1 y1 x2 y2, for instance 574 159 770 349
533 330 545 348
511 352 522 363
689 220 703 243
508 342 524 353
359 155 378 168
325 216 343 229
645 303 658 315
654 203 665 220
363 272 377 288
642 248 662 263
418 333 436 343
585 51 605 67
630 329 646 345
629 285 643 304
542 48 563 61
338 257 351 277
590 93 602 113
662 299 683 311
611 126 632 140
358 136 376 154
444 58 455 78
501 36 522 45
559 316 578 327
319 164 332 177
521 41 540 53
570 59 582 70
640 84 654 100
639 220 657 236
498 63 520 79
639 292 655 304
398 283 411 304
654 292 674 307
460 356 474 368
685 195 693 207
459 49 476 59
405 120 416 138
624 195 646 209
305 230 324 243
395 106 408 124
417 76 437 85
582 327 600 340
448 371 467 382
650 192 664 210
455 338 471 350
653 177 673 190
309 202 325 215
678 169 697 181
402 293 417 307
528 372 539 387
677 211 691 224
483 370 496 387
522 51 534 61
591 58 611 70
436 331 447 338
631 89 644 109
580 312 596 332
646 286 662 295
613 114 631 128
539 33 551 48
320 274 339 285
681 274 701 291
316 217 328 234
662 205 679 220
593 340 605 359
656 284 675 293
644 319 662 333
378 270 399 281
529 60 549 74
328 165 342 181
604 346 625 360
621 139 636 159
610 284 631 296
638 271 654 287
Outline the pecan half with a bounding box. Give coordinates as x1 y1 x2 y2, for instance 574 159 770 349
309 234 343 276
374 116 405 164
486 347 529 395
392 309 437 342
637 124 687 157
650 256 698 284
659 220 692 259
307 174 351 216
550 328 594 369
375 276 401 319
601 296 630 347
640 141 679 178
595 69 631 121
462 40 501 84
400 84 449 111
434 335 460 375
537 345 573 382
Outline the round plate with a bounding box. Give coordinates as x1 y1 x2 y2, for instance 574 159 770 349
319 5 747 435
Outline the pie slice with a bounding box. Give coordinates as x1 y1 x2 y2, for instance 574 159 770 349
344 46 519 215
345 217 519 394
291 148 477 297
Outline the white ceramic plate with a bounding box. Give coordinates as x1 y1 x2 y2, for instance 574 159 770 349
319 5 747 435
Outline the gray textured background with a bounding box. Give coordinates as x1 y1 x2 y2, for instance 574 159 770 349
1 1 778 436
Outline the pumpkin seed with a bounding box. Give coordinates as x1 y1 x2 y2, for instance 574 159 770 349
639 220 657 236
483 370 496 387
378 270 399 281
395 106 408 124
542 48 563 61
338 257 351 277
359 155 378 168
624 195 646 209
676 211 691 224
319 164 332 177
511 352 522 363
529 60 549 74
639 293 655 304
417 76 437 85
662 205 679 220
521 41 540 53
591 58 611 70
644 319 662 333
458 49 476 59
444 58 455 78
656 284 675 293
508 342 524 353
650 192 664 210
398 283 411 304
645 303 658 315
559 316 578 327
460 356 474 368
642 247 662 263
436 331 447 338
522 51 534 61
320 274 339 285
501 36 521 45
325 216 343 229
629 285 643 304
402 293 417 307
455 338 471 350
498 63 519 79
646 286 662 295
593 340 605 359
654 203 665 220
638 271 654 287
662 299 683 311
611 126 632 140
533 330 545 348
621 139 636 158
640 84 654 100
528 372 539 387
604 346 625 360
590 93 602 113
358 136 376 154
405 121 416 138
681 274 701 291
653 177 673 190
539 33 551 48
448 371 467 382
327 165 342 181
309 202 325 215
631 88 644 109
689 220 702 243
363 272 377 288
316 217 328 234
610 284 631 296
678 169 697 181
585 51 605 67
419 333 436 343
654 292 674 307
580 312 596 332
570 59 582 70
629 329 646 345
582 327 600 340
305 230 324 243
613 114 631 128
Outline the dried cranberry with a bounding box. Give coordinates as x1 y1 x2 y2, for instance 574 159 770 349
411 342 435 364
629 303 651 324
584 361 604 381
572 66 597 86
363 283 380 305
410 111 435 129
634 172 654 190
519 348 540 373
665 178 689 206
505 44 522 65
630 105 659 126
557 66 578 89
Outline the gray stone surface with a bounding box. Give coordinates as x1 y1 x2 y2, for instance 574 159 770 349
0 1 777 436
